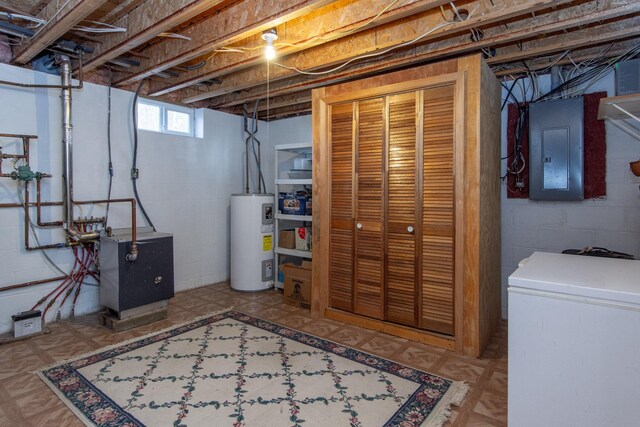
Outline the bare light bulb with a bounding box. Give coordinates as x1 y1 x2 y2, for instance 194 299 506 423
261 28 278 61
265 44 276 60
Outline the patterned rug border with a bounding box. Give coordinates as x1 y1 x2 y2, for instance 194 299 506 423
36 307 468 427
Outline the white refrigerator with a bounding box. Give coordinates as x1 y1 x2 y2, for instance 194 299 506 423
508 251 640 427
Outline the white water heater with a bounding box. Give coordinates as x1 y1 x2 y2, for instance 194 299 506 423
230 194 275 291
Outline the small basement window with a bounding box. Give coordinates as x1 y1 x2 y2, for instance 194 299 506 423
137 99 194 137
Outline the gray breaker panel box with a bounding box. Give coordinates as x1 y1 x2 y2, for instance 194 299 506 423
529 97 584 201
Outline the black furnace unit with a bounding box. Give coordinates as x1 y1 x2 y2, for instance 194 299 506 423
99 229 174 319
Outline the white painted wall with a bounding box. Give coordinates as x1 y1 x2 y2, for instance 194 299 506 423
253 115 312 195
0 63 248 333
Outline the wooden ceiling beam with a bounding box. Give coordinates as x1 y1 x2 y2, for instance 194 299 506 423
81 0 224 72
226 92 312 115
260 102 313 121
202 1 638 108
12 0 109 64
494 38 640 77
0 1 30 14
140 0 454 95
179 0 575 104
487 20 640 66
100 0 147 25
113 0 340 87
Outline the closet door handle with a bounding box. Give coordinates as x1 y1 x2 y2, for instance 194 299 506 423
407 225 414 233
356 223 363 230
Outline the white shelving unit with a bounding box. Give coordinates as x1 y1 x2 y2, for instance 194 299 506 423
274 142 312 289
598 93 640 142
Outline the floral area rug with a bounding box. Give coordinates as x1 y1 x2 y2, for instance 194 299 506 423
38 309 467 426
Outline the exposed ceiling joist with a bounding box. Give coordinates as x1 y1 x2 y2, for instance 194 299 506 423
142 0 454 96
488 19 640 66
112 0 339 87
12 0 109 64
233 92 312 115
99 0 147 24
204 1 638 109
81 0 225 72
180 0 576 104
3 0 639 118
0 1 30 14
247 102 312 120
494 38 640 77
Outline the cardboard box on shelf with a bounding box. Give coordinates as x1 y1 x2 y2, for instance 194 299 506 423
295 227 311 251
283 261 312 307
279 229 295 249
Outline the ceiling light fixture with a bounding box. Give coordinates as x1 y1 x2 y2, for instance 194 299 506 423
261 28 278 61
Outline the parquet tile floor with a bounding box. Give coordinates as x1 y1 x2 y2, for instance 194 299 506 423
0 282 507 426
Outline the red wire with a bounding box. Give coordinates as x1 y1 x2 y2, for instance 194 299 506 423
31 254 78 311
58 245 91 317
43 246 83 320
71 245 93 313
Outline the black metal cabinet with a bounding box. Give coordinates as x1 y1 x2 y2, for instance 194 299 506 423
100 231 174 315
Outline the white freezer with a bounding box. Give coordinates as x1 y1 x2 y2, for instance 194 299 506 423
508 251 640 427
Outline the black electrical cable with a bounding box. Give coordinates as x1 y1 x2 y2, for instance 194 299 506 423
250 99 267 193
131 79 156 231
534 45 640 103
500 78 521 111
104 85 113 227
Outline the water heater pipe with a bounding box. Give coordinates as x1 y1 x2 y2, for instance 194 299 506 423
60 55 74 230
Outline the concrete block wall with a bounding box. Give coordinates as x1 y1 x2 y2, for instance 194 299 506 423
0 63 248 333
499 73 640 318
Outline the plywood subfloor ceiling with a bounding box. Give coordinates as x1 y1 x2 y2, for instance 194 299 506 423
0 0 638 120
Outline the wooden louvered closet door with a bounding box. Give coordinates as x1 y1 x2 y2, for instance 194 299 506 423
329 103 355 312
328 84 457 336
354 98 385 319
421 85 456 335
385 92 419 327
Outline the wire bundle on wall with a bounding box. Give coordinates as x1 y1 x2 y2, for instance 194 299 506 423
500 42 640 190
30 238 98 323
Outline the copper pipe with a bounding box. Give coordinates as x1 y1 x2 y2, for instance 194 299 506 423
23 181 69 251
74 217 105 225
0 275 67 293
0 133 38 138
74 198 138 261
36 178 63 227
0 135 32 177
23 136 29 164
0 201 62 208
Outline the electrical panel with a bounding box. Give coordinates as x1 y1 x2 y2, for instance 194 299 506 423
528 97 584 201
616 58 640 96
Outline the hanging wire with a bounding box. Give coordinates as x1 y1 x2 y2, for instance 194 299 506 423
73 21 126 33
131 79 156 231
104 84 114 227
